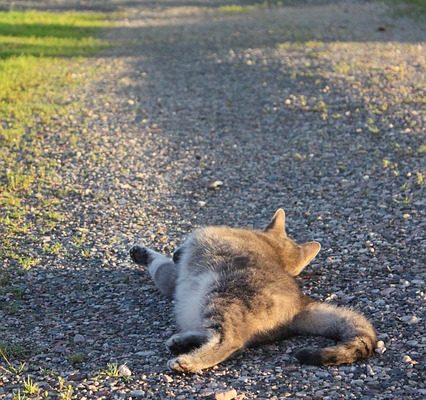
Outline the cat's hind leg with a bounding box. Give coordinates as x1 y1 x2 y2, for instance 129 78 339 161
130 245 177 298
167 331 242 373
166 330 209 355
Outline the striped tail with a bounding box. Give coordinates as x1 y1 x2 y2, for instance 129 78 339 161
290 301 377 366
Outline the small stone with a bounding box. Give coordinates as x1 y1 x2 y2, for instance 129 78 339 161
208 180 224 190
73 334 85 344
381 287 395 296
130 390 145 398
198 200 207 207
366 365 375 376
162 374 173 383
400 315 420 325
215 389 238 400
403 355 418 365
375 340 387 354
135 350 155 357
118 364 132 377
128 99 135 105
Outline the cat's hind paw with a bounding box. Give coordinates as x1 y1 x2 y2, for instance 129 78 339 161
294 347 323 366
167 356 199 373
129 245 152 266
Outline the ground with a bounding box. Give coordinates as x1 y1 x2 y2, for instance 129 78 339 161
0 0 425 399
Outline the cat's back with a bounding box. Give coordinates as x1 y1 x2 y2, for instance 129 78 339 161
187 226 282 274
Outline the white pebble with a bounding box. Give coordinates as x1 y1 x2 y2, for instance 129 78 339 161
403 355 418 365
208 180 224 190
375 340 387 354
215 389 238 400
118 364 132 377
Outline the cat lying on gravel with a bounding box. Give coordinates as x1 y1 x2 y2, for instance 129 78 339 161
130 209 377 373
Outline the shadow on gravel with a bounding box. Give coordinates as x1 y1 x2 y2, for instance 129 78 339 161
1 262 176 373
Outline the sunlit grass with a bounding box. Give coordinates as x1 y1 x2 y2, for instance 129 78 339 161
0 10 112 269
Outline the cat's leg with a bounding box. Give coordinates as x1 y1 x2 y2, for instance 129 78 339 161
166 330 209 355
167 332 242 373
129 245 177 298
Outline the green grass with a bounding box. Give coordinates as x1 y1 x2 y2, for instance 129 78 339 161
389 0 426 16
23 376 39 396
0 10 112 269
0 11 110 58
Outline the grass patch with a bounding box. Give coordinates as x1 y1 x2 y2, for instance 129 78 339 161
68 352 85 366
0 10 112 269
388 0 426 17
218 5 254 14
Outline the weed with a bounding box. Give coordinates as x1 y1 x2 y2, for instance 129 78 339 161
17 256 40 270
44 210 65 222
218 5 253 14
68 352 85 366
416 172 424 185
23 376 39 395
0 271 11 286
383 159 391 168
12 390 28 400
0 342 28 359
81 249 92 258
71 232 87 248
58 377 73 400
105 362 119 378
0 346 26 375
42 242 63 255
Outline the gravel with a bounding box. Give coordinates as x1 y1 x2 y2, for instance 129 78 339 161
1 0 425 399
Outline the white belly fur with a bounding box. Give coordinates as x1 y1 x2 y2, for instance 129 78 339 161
174 270 218 331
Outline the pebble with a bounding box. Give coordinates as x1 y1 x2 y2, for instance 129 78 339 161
135 350 155 357
162 374 173 383
130 390 145 398
375 341 387 354
198 200 207 207
118 364 132 377
73 334 86 344
215 389 238 400
208 180 224 190
400 315 420 325
366 365 375 376
402 355 418 365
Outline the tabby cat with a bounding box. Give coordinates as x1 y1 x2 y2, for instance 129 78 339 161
130 209 376 373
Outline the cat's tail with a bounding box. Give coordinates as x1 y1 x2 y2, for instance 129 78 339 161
290 301 377 366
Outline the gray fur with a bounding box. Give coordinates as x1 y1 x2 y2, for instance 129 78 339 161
130 209 377 373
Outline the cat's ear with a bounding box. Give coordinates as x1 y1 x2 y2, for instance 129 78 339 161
291 241 321 276
264 208 286 235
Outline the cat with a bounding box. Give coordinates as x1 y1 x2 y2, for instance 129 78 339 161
130 209 377 373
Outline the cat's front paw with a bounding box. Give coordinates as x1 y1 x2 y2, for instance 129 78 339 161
129 245 152 266
167 356 198 373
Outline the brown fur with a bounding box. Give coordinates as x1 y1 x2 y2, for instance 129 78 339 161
130 209 377 373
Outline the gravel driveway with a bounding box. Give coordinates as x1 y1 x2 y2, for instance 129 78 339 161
1 0 425 399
